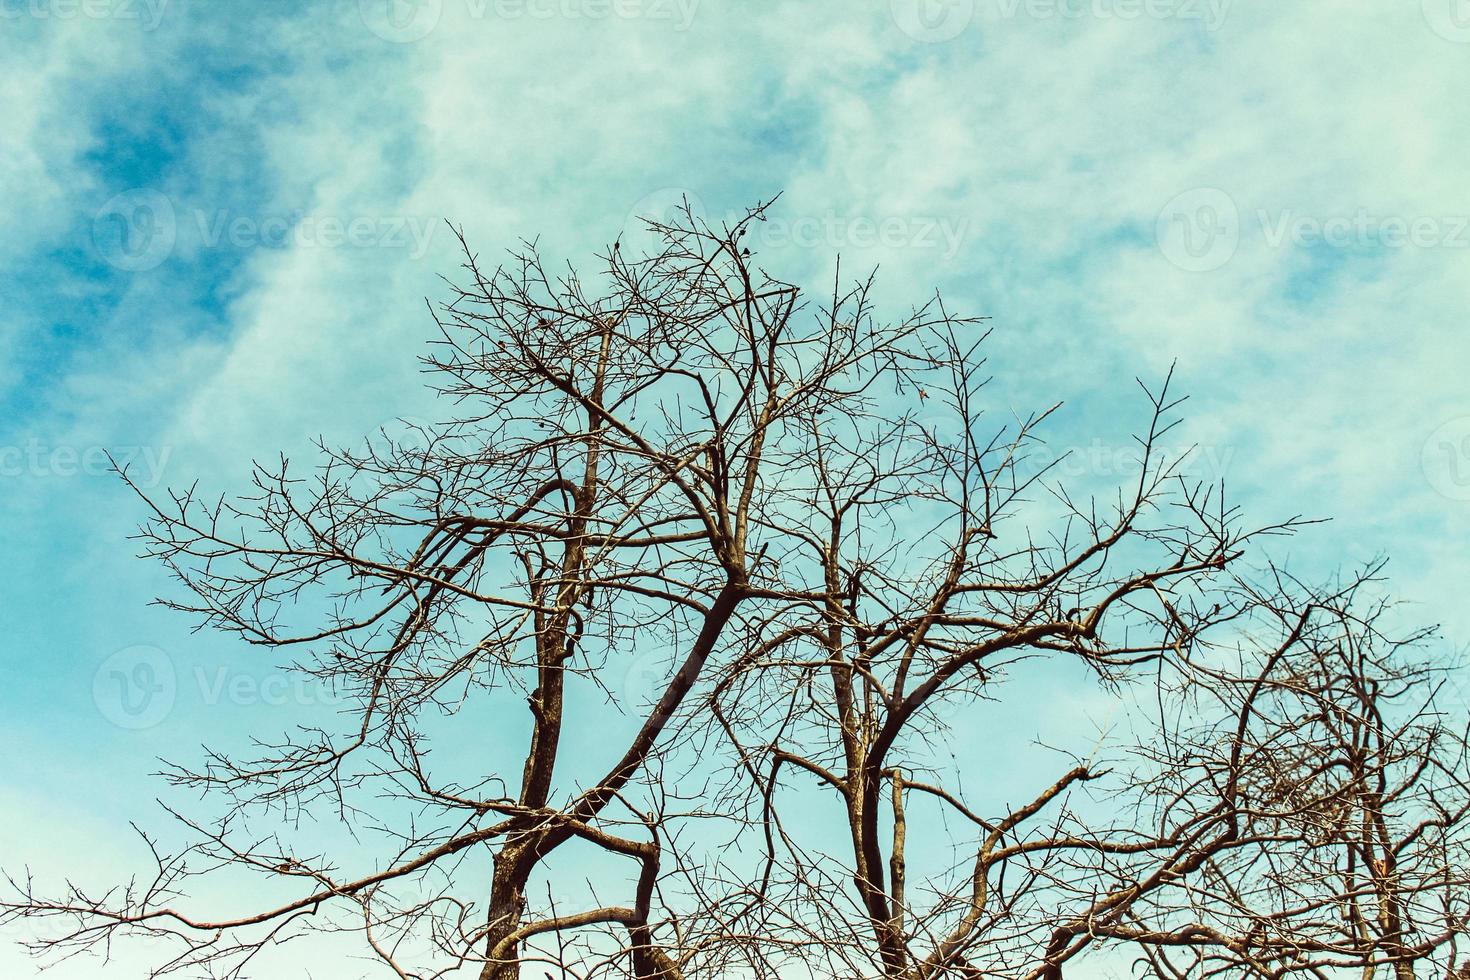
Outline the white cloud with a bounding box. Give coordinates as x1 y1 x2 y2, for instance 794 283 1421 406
5 2 1469 971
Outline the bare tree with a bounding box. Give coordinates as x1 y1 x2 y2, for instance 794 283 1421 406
6 201 1468 979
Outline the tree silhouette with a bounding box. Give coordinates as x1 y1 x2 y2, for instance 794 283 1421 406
7 201 1469 979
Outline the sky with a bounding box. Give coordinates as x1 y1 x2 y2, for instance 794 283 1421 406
2 1 1469 976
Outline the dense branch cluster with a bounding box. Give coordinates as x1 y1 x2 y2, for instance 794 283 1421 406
7 202 1469 979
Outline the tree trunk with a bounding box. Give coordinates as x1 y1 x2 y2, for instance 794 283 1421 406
479 848 529 980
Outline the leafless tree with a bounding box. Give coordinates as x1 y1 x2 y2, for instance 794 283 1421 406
6 201 1469 979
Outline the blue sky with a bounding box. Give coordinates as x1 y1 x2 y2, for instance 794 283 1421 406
2 1 1469 976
